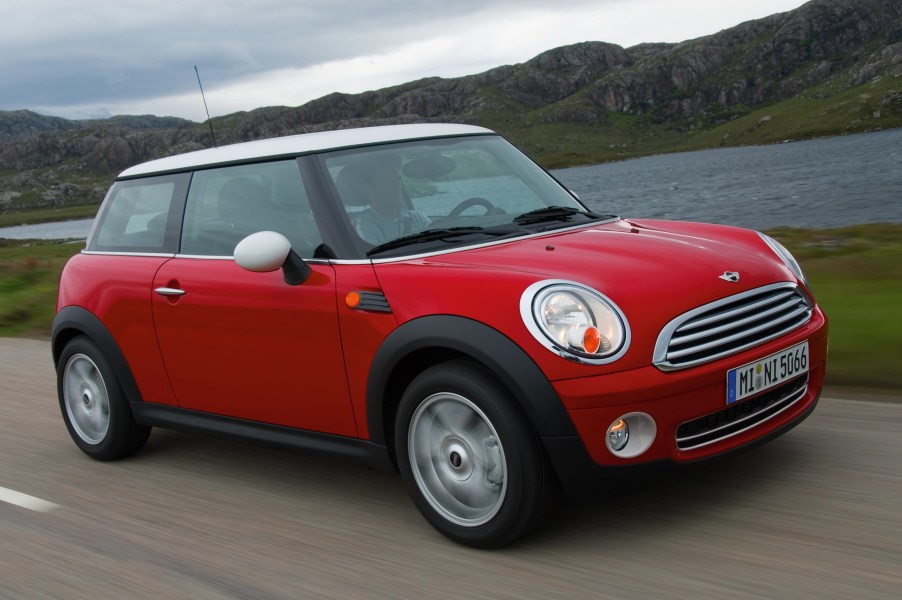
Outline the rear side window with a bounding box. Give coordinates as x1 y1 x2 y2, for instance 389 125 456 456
88 173 189 253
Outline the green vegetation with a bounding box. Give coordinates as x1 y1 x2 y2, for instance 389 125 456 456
1 225 900 391
677 74 902 152
0 238 83 338
0 205 98 228
769 224 902 391
474 69 902 169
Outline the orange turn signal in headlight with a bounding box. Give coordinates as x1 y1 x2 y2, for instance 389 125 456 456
582 326 601 354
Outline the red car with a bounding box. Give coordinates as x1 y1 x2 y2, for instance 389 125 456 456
53 124 827 547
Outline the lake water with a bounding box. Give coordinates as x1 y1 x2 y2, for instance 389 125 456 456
2 128 900 240
0 218 94 240
554 128 902 231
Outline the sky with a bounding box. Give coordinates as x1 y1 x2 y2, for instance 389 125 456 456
2 0 811 123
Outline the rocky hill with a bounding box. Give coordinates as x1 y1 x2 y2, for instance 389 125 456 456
1 0 900 217
0 110 189 144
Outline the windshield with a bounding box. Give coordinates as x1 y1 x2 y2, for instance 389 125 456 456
321 135 606 257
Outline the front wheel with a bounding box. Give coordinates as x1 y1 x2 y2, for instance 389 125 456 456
57 336 150 460
395 361 555 547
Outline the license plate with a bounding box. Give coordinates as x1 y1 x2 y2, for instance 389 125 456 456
726 341 809 404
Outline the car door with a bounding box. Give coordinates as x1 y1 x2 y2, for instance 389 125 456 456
150 159 357 437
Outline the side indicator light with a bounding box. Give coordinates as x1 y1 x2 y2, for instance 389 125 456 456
344 291 392 313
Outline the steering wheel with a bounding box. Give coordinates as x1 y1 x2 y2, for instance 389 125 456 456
448 197 505 218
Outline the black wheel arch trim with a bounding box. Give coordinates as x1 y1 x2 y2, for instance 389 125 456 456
365 315 580 447
52 306 144 404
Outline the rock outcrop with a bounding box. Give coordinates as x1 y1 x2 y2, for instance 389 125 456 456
1 0 900 212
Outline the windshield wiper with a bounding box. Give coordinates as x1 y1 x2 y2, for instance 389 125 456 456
366 224 525 257
513 206 602 226
367 226 486 256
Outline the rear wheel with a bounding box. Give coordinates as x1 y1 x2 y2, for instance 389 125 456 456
57 336 150 460
395 361 555 547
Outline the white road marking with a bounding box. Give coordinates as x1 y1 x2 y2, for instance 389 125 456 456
0 486 60 512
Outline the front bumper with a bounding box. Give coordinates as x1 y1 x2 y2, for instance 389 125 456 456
541 306 827 495
543 391 820 499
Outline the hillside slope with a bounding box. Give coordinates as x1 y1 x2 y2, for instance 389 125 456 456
1 0 900 218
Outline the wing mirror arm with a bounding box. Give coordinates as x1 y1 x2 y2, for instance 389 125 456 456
234 231 311 286
281 249 311 286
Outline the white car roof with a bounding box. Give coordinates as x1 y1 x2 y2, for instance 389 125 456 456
118 123 494 178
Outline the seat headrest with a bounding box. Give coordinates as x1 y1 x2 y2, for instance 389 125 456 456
334 164 373 207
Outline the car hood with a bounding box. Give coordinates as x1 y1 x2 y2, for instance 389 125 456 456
413 218 798 315
373 218 804 376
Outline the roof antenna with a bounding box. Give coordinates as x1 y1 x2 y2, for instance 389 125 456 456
194 65 218 148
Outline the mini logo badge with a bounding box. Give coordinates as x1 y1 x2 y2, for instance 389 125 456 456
719 271 741 282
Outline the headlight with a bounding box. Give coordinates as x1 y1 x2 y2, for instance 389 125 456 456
757 232 808 286
520 280 630 364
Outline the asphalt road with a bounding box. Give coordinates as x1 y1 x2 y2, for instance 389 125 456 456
2 338 900 600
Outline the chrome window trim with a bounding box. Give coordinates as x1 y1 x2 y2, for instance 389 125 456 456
173 253 332 265
81 250 176 258
172 254 237 261
80 249 332 266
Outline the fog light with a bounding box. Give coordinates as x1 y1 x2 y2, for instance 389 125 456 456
605 412 657 458
607 419 629 451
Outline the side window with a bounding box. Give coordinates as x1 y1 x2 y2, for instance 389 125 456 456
180 160 324 258
89 173 188 253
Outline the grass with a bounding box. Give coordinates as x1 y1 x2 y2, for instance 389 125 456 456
0 238 84 338
1 225 900 392
0 205 98 227
769 224 902 391
475 68 902 168
675 74 902 152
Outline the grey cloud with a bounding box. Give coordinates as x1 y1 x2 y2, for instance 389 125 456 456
0 0 608 112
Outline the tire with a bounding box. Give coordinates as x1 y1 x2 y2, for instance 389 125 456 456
395 361 555 547
57 335 151 460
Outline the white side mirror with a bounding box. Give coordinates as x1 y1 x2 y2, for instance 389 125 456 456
234 231 291 272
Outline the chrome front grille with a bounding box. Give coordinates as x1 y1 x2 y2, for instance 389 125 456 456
654 283 812 371
676 375 808 451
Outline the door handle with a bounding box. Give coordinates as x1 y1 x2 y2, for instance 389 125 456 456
155 287 186 297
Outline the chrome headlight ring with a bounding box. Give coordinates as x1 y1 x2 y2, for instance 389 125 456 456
519 280 630 365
